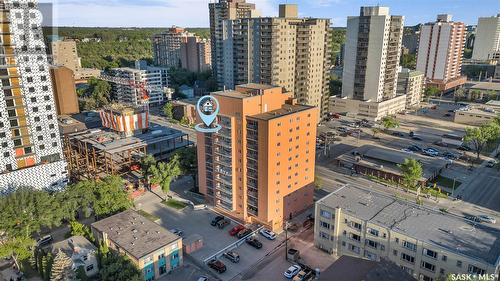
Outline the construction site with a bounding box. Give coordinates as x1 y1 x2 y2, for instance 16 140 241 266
63 104 191 181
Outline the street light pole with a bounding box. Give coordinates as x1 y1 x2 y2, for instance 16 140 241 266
284 221 290 261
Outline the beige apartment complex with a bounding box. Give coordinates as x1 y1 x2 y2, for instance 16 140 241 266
209 0 258 88
397 68 425 109
314 186 500 281
50 40 100 80
472 14 500 61
416 15 467 92
221 4 331 119
197 84 317 231
331 6 405 120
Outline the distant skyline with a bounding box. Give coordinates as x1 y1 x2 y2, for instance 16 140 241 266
45 0 499 27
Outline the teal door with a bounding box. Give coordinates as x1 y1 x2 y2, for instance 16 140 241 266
170 250 179 269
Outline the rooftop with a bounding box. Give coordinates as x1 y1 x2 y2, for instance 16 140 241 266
212 89 254 99
469 81 500 91
50 235 97 257
337 145 448 180
236 83 276 90
319 256 414 281
91 210 180 260
318 185 500 265
485 100 500 107
248 104 314 121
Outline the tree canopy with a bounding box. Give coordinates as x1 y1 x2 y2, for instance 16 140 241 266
99 252 143 281
398 158 423 189
464 122 500 160
79 78 111 111
149 155 182 193
382 116 400 130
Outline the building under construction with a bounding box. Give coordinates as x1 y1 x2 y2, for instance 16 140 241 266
64 104 191 181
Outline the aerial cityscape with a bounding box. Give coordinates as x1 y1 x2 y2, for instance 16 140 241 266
0 0 500 281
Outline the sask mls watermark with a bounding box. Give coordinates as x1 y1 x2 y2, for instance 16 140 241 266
448 274 499 281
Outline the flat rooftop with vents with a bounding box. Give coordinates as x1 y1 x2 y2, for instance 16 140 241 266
91 209 181 261
318 185 500 266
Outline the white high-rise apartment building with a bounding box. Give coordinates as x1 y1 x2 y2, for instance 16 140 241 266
472 14 500 61
0 0 68 193
342 6 404 102
416 15 466 91
105 67 168 106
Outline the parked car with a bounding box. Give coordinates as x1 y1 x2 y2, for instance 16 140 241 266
246 237 263 249
237 228 253 239
401 148 413 153
478 215 496 224
292 269 312 281
337 126 348 133
443 152 459 160
229 225 245 236
207 259 226 273
465 215 482 223
423 148 439 157
392 131 405 137
408 145 423 152
411 136 423 141
211 215 225 226
36 235 53 247
444 113 452 117
259 228 277 240
216 219 230 229
284 265 302 279
197 277 209 281
486 160 497 168
223 251 240 263
169 228 184 237
458 145 472 151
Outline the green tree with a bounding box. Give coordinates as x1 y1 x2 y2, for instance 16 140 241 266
50 250 75 281
314 176 322 189
398 158 423 189
464 122 500 160
63 180 97 219
150 155 182 194
453 87 465 103
92 176 133 219
424 86 440 102
463 48 472 59
68 221 94 242
163 102 174 119
173 147 197 174
372 127 382 138
141 154 157 185
381 116 400 130
0 188 64 238
0 236 35 262
180 116 189 125
100 252 142 281
400 53 416 69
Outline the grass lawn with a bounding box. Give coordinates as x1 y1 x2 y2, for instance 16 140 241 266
163 198 188 210
434 176 462 190
137 209 160 222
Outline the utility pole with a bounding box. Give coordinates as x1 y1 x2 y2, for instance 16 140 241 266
451 178 456 197
284 221 290 261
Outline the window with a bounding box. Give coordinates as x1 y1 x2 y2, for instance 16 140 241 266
36 126 42 131
401 253 415 264
456 260 462 268
34 116 40 122
365 239 378 249
319 231 330 240
143 256 153 263
3 152 9 157
467 265 485 275
86 264 94 272
402 240 417 251
423 248 437 259
421 261 436 272
349 233 361 242
441 255 447 262
419 274 433 281
49 124 55 129
320 209 332 219
350 221 362 230
37 136 43 141
319 221 330 229
348 244 360 254
367 228 379 237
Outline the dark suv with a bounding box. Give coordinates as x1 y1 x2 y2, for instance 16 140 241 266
211 215 225 226
223 251 240 263
237 228 252 239
246 237 263 249
208 259 227 273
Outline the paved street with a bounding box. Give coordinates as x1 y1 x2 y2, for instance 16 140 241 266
149 108 198 145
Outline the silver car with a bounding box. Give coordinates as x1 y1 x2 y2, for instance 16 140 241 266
478 215 496 224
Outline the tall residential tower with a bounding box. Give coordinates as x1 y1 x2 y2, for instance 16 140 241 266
197 84 317 231
416 15 467 91
221 4 331 120
472 14 500 61
209 0 258 88
330 6 407 121
0 0 67 192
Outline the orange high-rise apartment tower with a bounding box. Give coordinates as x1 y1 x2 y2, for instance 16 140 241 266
197 83 317 231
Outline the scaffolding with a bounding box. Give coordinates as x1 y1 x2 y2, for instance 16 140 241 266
63 130 147 181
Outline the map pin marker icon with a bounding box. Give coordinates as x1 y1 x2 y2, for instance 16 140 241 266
197 95 220 127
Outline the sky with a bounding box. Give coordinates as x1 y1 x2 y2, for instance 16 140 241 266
44 0 499 27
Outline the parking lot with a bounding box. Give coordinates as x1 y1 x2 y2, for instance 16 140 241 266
135 192 286 281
